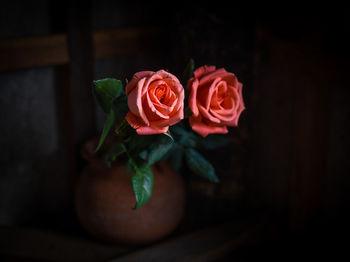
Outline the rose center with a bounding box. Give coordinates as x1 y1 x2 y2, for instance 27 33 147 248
155 85 166 103
216 82 228 105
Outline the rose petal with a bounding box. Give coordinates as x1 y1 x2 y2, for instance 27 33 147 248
198 104 221 124
225 82 245 126
237 82 245 109
136 125 168 135
144 92 169 120
189 115 228 138
216 80 228 100
126 71 153 95
210 107 235 123
127 77 150 126
196 77 220 111
194 65 216 79
152 106 184 127
188 78 199 117
199 68 227 86
154 102 172 115
164 78 183 94
220 72 238 87
125 112 146 129
230 84 242 113
171 87 184 114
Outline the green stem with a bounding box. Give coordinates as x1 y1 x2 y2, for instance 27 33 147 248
115 119 130 137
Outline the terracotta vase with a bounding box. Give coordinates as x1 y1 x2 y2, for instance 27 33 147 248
75 139 186 245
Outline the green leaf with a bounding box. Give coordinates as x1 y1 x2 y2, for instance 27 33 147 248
128 134 158 156
126 159 134 174
113 93 129 118
139 150 148 160
93 78 123 113
131 163 154 209
182 58 195 86
95 109 115 152
115 118 134 137
170 144 184 171
199 135 231 150
172 126 197 148
102 142 126 167
148 141 173 165
185 148 219 182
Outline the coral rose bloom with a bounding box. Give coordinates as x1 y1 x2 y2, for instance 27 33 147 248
125 70 184 135
188 66 245 137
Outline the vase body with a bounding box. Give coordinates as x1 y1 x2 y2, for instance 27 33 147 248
75 159 186 245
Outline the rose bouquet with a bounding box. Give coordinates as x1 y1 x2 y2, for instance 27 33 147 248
93 60 245 209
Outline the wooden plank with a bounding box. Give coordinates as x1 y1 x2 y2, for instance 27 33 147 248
93 27 161 59
0 28 162 72
107 223 258 262
49 1 78 214
0 225 131 262
253 25 328 232
251 24 294 212
0 34 69 71
290 46 329 232
66 0 97 145
53 64 77 196
0 221 260 262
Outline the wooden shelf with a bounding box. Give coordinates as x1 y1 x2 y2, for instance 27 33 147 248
0 220 260 262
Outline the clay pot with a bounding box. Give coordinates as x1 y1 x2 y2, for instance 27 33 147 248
75 139 186 245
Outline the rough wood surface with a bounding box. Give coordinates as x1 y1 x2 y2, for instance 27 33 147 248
0 27 162 72
66 1 97 145
108 223 258 262
0 222 258 262
0 34 69 71
0 226 131 262
253 24 330 232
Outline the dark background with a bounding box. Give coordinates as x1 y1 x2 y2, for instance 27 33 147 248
1 0 349 261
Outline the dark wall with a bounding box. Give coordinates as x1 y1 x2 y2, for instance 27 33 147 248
0 1 66 226
0 1 349 241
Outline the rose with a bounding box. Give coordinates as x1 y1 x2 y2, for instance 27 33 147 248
125 70 184 135
188 65 245 137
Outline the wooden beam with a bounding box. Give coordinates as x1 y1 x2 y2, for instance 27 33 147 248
0 34 69 71
0 28 162 72
93 27 160 59
66 0 96 145
290 49 329 232
253 24 328 232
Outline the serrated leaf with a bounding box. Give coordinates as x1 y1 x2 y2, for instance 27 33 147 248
93 78 123 113
185 148 219 182
131 163 154 209
199 135 231 150
102 142 126 167
95 109 115 152
148 141 173 165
